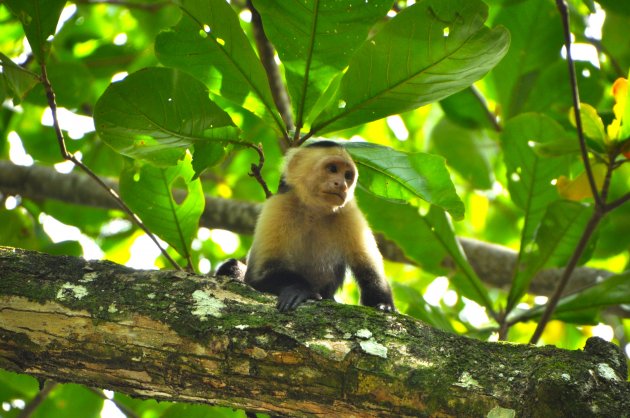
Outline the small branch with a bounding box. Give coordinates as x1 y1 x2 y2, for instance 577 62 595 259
605 191 630 213
585 36 625 78
75 0 171 12
556 0 603 207
471 85 502 132
38 62 182 271
247 0 293 150
246 143 273 199
17 381 57 418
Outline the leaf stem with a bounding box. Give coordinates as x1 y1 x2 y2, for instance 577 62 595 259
39 61 182 271
470 85 502 132
17 381 57 418
556 0 602 207
246 143 273 198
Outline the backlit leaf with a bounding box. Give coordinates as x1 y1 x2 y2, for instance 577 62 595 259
119 156 205 260
345 142 465 220
252 0 393 128
310 0 510 134
94 67 239 167
155 0 284 133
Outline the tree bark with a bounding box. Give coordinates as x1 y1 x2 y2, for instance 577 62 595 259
1 246 628 417
0 161 615 297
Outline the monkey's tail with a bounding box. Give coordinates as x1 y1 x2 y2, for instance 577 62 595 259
215 258 246 281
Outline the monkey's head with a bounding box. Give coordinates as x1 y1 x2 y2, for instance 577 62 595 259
283 141 357 213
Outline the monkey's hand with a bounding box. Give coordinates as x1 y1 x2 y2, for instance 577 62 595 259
277 283 322 312
375 303 396 313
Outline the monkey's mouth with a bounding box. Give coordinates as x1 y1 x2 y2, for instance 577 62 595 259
324 191 346 202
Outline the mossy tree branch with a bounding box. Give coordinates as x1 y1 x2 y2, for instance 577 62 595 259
1 246 628 417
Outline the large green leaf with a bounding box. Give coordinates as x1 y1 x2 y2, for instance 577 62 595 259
310 0 510 134
507 200 593 310
554 271 630 317
502 114 570 247
155 0 284 133
502 114 573 310
252 0 393 128
0 53 39 104
358 190 492 310
119 156 205 260
345 142 465 220
4 0 67 62
430 118 494 190
490 0 562 118
514 271 630 324
94 67 239 168
32 384 103 418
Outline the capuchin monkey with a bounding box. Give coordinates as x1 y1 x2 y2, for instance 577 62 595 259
217 141 395 313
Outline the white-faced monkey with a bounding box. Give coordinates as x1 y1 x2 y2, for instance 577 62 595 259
217 141 395 313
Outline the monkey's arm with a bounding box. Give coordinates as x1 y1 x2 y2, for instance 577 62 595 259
345 215 396 312
246 258 323 312
351 262 395 312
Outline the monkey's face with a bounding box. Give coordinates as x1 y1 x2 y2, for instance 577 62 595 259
315 155 357 208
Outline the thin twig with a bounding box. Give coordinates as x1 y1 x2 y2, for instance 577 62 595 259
585 36 625 78
39 62 182 271
556 0 603 207
470 85 502 132
17 381 57 418
605 191 630 213
75 0 171 12
247 143 273 198
247 0 293 150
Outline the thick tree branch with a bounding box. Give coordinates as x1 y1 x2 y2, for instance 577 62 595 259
0 161 616 297
1 246 628 417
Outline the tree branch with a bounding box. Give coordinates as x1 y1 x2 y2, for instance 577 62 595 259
247 0 294 148
1 246 628 417
0 161 617 298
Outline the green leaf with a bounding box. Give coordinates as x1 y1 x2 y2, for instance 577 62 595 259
554 271 630 315
252 0 392 128
502 114 571 309
3 0 67 62
430 118 494 190
358 189 491 310
0 53 39 104
619 68 630 140
345 142 465 220
439 87 496 130
502 115 570 252
490 0 562 118
0 369 38 402
310 0 510 134
93 67 240 167
569 103 606 143
155 0 284 133
119 156 205 260
32 384 103 418
516 271 630 324
507 200 593 310
392 282 455 332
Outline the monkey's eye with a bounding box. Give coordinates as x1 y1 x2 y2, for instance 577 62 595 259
327 164 338 173
345 171 354 181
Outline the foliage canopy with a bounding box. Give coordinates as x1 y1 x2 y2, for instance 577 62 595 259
1 0 630 416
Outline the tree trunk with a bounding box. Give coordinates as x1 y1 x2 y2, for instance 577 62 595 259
0 246 628 417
